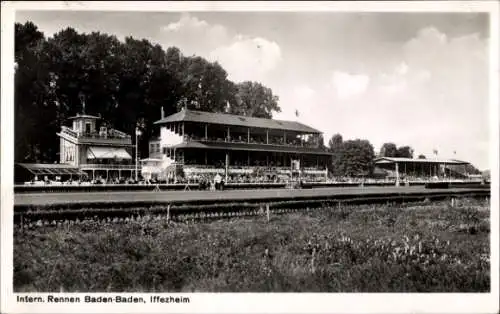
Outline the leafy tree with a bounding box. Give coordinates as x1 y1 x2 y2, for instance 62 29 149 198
231 81 281 118
328 133 343 152
14 22 53 162
380 143 398 157
340 139 376 176
396 146 414 158
418 154 426 159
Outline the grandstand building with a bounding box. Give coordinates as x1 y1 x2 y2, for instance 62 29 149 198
55 113 136 181
373 157 477 183
143 108 333 183
16 113 138 183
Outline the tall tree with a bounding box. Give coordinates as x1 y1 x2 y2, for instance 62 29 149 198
380 142 398 157
328 133 343 152
14 22 53 162
340 139 376 176
231 81 281 118
396 146 414 158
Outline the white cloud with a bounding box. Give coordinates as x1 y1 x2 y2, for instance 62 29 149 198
330 71 370 100
209 36 282 83
160 14 230 56
162 14 209 32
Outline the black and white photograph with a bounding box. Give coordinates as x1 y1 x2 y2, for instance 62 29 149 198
1 1 499 314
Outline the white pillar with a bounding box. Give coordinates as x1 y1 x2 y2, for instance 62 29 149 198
225 152 229 182
395 162 400 186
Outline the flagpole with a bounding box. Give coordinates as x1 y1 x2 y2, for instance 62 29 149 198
135 128 139 182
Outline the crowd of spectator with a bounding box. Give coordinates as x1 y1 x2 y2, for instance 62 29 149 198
182 133 324 149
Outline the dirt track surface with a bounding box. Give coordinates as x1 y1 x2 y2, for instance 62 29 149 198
14 186 484 206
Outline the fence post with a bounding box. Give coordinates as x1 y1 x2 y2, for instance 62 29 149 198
167 204 171 223
311 247 316 274
266 204 270 223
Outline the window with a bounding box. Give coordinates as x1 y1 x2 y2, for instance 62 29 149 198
85 122 92 134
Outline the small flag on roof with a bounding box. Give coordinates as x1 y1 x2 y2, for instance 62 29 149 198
295 109 299 117
433 149 438 156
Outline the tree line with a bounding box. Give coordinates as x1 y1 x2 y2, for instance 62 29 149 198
15 21 280 163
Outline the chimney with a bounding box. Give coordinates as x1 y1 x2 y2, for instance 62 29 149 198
161 106 165 119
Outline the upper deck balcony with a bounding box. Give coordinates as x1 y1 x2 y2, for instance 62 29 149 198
59 126 133 146
181 134 328 151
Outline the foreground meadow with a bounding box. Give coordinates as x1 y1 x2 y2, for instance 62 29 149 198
14 198 490 292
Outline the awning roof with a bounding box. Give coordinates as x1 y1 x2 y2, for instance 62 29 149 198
155 109 322 134
87 147 132 159
169 141 333 156
374 157 470 165
17 163 86 176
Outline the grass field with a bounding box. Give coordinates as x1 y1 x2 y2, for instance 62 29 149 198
14 198 490 292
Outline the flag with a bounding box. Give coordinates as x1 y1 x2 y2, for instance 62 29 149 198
433 149 438 156
295 109 299 117
453 150 457 155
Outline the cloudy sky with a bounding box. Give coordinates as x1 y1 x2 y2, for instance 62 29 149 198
15 10 490 169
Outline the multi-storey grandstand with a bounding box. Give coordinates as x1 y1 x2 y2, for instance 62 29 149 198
142 108 332 184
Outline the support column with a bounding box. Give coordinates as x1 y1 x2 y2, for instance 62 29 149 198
266 155 269 167
227 126 231 141
205 151 207 165
118 169 121 179
247 151 250 166
266 129 269 144
247 128 250 143
395 162 400 186
205 123 208 140
182 122 185 137
225 152 229 182
284 131 287 144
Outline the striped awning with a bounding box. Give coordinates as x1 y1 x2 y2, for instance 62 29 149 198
17 163 86 176
87 147 132 159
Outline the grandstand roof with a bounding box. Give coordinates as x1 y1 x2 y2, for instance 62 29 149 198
169 141 333 155
154 109 321 134
374 157 469 165
17 163 87 176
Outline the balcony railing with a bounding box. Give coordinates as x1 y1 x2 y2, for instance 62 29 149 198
61 126 131 140
60 126 132 145
181 135 327 151
80 164 137 170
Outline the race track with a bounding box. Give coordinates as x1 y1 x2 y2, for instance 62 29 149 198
14 185 479 206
